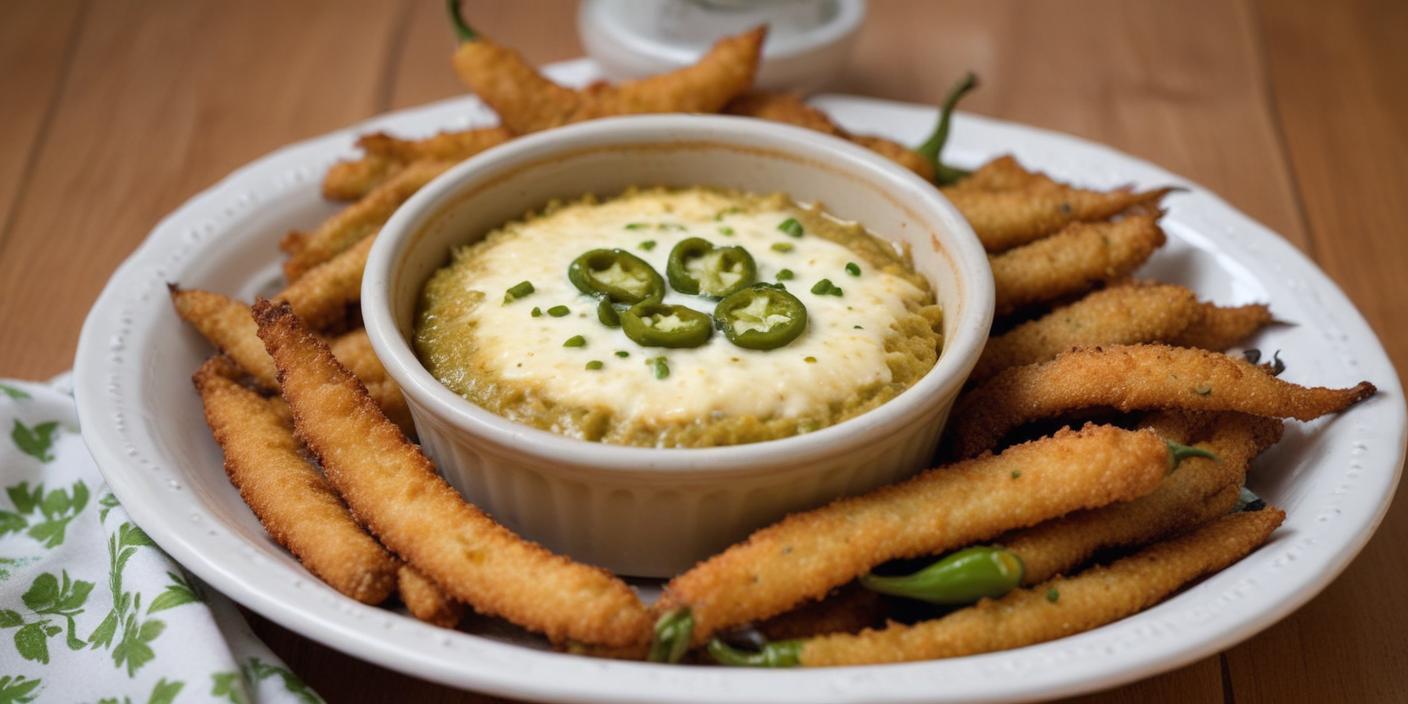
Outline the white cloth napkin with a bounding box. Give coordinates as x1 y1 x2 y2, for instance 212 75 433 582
0 376 321 703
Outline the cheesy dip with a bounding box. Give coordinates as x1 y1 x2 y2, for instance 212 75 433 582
414 187 942 448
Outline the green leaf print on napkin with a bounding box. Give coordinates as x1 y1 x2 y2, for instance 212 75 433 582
148 571 202 614
244 658 323 704
0 481 90 548
96 677 185 704
0 570 94 663
210 671 250 704
10 421 58 463
89 522 179 677
0 384 30 401
0 675 42 704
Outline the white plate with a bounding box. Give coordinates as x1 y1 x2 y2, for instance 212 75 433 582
74 60 1406 703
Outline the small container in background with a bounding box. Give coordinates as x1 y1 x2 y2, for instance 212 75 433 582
579 0 865 93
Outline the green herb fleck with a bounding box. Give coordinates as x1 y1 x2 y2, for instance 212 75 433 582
658 223 686 231
853 325 864 330
811 279 843 296
804 356 817 363
776 268 795 281
778 217 804 238
714 207 741 221
614 350 630 358
563 335 587 348
845 262 861 277
547 305 570 317
718 226 735 236
585 360 604 370
1011 470 1022 479
639 240 657 251
531 306 542 318
503 280 535 303
651 357 670 380
771 242 794 253
1046 588 1060 603
625 222 648 230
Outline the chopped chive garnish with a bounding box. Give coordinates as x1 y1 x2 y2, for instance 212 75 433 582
658 223 685 231
1011 470 1022 479
811 279 843 296
651 357 670 380
718 226 735 236
845 262 861 277
714 207 741 221
776 268 795 281
585 360 604 370
503 280 535 303
563 335 586 348
625 222 648 230
531 306 542 318
547 305 570 317
614 350 630 358
771 242 794 253
804 356 817 363
639 240 657 251
1046 588 1060 603
778 218 804 238
853 325 863 329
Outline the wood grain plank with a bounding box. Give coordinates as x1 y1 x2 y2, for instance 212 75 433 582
0 0 401 380
1222 2 1408 701
0 0 82 235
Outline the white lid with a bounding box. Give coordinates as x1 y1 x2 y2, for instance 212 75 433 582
579 0 866 92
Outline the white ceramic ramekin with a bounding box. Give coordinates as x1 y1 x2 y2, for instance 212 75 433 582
362 115 992 577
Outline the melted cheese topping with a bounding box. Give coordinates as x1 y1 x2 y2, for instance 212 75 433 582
416 188 937 441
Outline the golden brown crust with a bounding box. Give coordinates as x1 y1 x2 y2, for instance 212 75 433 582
397 564 464 628
171 287 278 388
192 357 398 604
947 344 1375 458
658 425 1171 645
326 329 414 437
1002 412 1282 584
1170 302 1275 351
755 585 887 641
285 160 450 281
800 508 1285 665
972 283 1202 383
453 27 764 134
990 215 1167 315
322 128 513 201
941 155 1175 252
252 300 650 647
274 233 374 331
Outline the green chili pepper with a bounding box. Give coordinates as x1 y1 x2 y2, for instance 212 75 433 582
810 278 843 296
563 335 586 348
1165 439 1217 472
651 356 670 380
621 302 713 348
597 299 622 328
776 268 795 281
647 608 694 664
706 638 802 668
547 305 570 317
503 280 534 303
860 546 1024 605
714 284 808 350
777 217 804 238
568 249 665 304
446 0 476 42
914 72 978 186
845 262 861 277
666 237 757 298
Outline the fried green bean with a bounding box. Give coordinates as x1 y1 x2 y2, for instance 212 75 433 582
989 215 1167 315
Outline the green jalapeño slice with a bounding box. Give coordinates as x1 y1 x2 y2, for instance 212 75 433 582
621 302 713 348
568 249 664 304
666 237 757 298
714 284 808 350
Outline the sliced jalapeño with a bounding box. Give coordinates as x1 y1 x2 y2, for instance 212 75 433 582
714 284 808 350
620 302 714 349
568 248 664 304
666 237 757 298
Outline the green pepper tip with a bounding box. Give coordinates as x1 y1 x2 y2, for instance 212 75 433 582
1165 439 1217 472
446 0 477 42
707 637 802 668
647 607 694 664
915 71 979 186
861 545 1023 605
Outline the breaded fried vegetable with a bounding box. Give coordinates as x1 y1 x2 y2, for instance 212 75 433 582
941 158 1175 252
972 283 1202 382
727 73 977 183
755 585 887 641
796 508 1284 665
193 357 397 604
1170 301 1275 351
275 233 375 330
171 286 278 387
990 215 1167 315
947 344 1375 458
397 564 463 628
285 160 450 281
253 300 650 647
323 128 512 201
449 1 763 134
1002 412 1283 584
170 288 413 434
657 425 1173 647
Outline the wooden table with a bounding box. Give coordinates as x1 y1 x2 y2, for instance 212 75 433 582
3 1 1404 701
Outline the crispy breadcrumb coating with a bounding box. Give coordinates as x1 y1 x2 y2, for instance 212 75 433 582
990 215 1167 315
